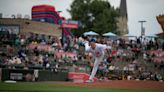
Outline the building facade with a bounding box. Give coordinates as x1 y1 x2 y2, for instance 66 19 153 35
0 18 62 37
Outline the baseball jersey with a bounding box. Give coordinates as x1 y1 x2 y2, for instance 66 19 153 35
85 42 110 58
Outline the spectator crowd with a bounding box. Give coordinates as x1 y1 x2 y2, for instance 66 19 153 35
0 32 164 81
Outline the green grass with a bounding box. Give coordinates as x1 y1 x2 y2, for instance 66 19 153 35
0 82 163 92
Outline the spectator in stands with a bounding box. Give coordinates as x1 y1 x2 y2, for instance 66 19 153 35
20 37 26 46
15 36 20 46
13 56 21 65
72 56 78 64
107 54 112 63
18 48 26 60
38 54 43 64
34 47 39 56
43 54 49 67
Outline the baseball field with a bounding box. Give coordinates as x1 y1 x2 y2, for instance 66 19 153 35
0 80 164 92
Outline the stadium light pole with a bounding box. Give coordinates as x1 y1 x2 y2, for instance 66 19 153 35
138 20 146 36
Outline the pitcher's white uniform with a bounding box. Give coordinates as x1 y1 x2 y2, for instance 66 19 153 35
85 42 110 81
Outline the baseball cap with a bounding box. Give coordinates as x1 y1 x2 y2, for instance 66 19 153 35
89 38 96 42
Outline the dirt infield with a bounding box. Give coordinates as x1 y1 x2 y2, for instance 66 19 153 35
47 80 164 90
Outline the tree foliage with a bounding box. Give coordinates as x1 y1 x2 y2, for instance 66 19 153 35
68 0 120 36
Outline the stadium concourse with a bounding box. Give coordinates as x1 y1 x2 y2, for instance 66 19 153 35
0 30 164 82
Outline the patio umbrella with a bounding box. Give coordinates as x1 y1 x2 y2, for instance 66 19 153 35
124 34 136 37
102 32 116 36
84 31 99 36
144 34 157 38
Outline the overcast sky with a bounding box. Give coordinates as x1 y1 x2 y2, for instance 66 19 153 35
0 0 164 36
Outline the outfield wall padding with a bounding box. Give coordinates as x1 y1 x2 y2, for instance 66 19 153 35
1 68 68 82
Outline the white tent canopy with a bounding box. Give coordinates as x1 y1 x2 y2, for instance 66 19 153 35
124 34 136 37
103 32 117 36
84 31 99 36
144 34 157 38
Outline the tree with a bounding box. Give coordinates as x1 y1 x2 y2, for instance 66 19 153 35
68 0 120 36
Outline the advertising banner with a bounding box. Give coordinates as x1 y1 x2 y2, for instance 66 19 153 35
68 72 97 82
59 20 80 29
1 69 34 81
0 25 20 34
